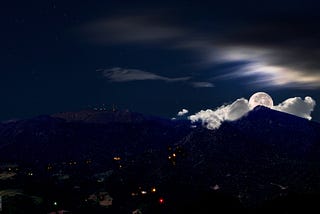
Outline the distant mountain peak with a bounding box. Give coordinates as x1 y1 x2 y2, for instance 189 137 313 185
51 109 147 124
251 105 273 112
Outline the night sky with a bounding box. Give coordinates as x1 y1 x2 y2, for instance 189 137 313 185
2 0 320 122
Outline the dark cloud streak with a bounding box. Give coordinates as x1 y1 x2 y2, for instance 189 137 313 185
101 67 190 82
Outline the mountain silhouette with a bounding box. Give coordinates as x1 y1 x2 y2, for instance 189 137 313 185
0 106 320 212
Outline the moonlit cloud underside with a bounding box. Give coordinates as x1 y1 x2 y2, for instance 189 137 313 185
189 96 316 130
83 15 320 88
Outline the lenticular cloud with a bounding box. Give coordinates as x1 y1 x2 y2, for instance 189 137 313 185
188 96 316 130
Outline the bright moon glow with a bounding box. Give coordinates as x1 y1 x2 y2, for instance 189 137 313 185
248 92 274 109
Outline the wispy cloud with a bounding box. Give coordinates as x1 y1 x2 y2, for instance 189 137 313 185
83 13 320 89
101 67 190 82
191 82 214 88
214 46 320 88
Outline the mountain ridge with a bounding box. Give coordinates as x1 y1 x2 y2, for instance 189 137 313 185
0 107 320 211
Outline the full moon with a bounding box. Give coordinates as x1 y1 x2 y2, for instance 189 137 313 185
248 92 274 109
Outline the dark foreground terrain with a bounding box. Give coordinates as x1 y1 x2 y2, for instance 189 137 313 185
0 106 320 213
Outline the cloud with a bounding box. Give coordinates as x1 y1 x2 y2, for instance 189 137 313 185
101 67 190 82
189 98 250 130
272 96 316 120
82 12 320 89
189 96 316 130
177 109 189 116
191 82 214 88
214 46 320 88
205 20 320 88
